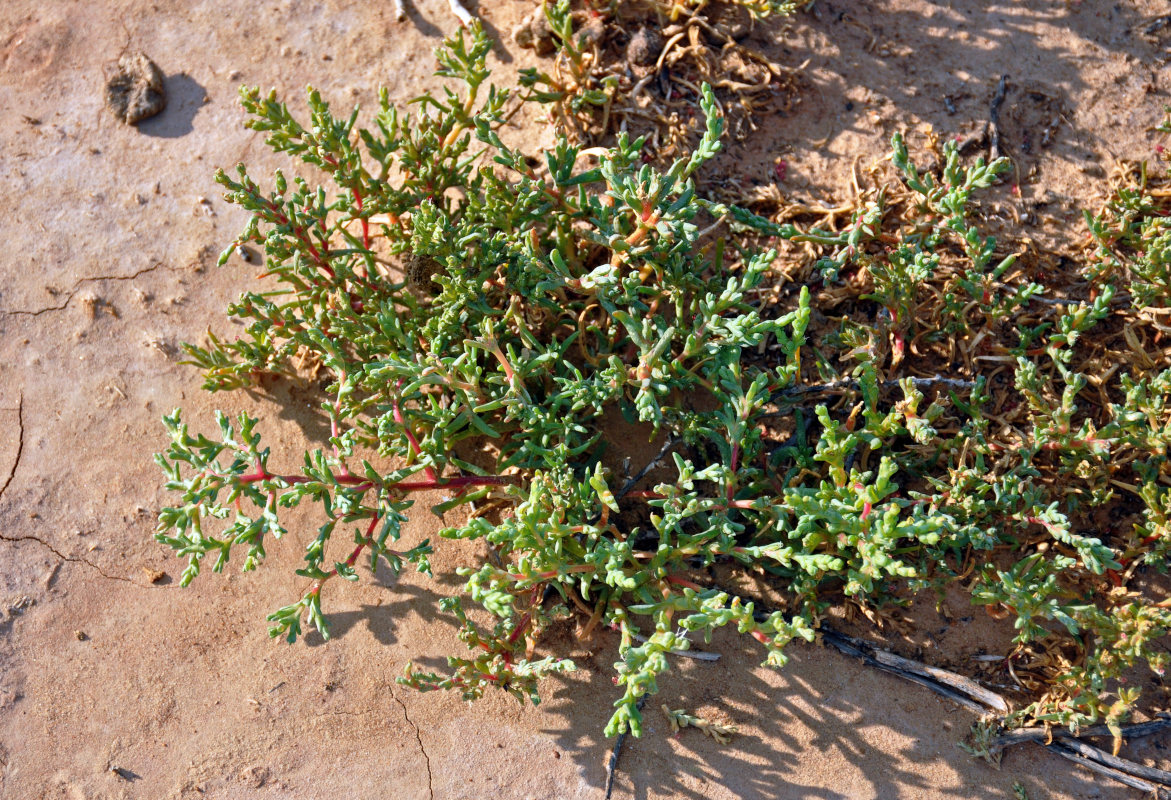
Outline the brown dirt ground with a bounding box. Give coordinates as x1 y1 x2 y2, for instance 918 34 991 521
2 1 1170 798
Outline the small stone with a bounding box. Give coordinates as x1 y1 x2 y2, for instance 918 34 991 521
578 17 605 48
109 766 138 781
41 563 60 588
6 596 34 615
709 5 753 40
530 10 554 48
142 567 167 584
626 28 663 68
106 52 167 125
513 9 556 56
512 19 534 49
239 765 270 788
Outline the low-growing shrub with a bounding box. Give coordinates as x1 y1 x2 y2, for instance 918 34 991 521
156 22 1171 743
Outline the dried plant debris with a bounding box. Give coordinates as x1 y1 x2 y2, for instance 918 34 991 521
106 52 166 125
661 704 739 744
517 1 804 149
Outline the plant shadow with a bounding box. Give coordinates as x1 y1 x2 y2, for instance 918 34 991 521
317 576 1133 798
531 628 1123 799
241 373 334 447
304 565 465 647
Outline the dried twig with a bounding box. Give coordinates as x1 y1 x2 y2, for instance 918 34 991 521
822 629 1171 796
1049 741 1171 799
447 0 474 26
819 627 1007 714
630 631 720 661
988 74 1009 162
1049 736 1171 787
604 696 647 800
986 715 1171 756
616 436 678 500
737 583 1171 797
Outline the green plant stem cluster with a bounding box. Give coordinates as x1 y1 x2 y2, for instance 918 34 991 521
157 23 1171 742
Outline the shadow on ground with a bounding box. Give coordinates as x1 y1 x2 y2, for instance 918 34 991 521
137 73 207 138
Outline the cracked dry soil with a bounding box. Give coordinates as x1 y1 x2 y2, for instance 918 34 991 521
1 1 1170 799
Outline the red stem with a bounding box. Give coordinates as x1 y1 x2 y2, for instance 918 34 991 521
665 574 704 591
262 199 333 279
353 186 371 269
331 372 350 477
235 471 514 493
395 475 515 491
308 514 380 597
351 188 370 281
394 381 437 482
506 564 595 581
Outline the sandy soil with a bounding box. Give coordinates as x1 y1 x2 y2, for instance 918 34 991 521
1 1 1169 798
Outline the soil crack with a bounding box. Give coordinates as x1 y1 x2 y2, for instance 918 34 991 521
392 688 433 800
0 396 157 588
0 532 149 586
0 395 23 504
0 262 168 317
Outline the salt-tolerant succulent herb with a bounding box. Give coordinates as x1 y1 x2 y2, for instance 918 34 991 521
158 23 815 735
655 0 810 20
1084 162 1171 309
518 0 615 131
157 21 1171 746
